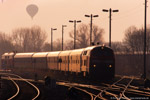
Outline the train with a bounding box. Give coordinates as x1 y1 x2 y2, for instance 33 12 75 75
1 45 115 81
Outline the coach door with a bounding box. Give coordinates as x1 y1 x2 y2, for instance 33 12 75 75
81 51 89 76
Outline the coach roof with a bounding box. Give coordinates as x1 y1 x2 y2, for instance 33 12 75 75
59 50 71 56
47 51 60 57
14 53 34 58
69 49 84 56
32 52 49 58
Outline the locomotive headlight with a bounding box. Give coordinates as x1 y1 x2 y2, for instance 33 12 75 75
109 65 112 68
93 65 96 67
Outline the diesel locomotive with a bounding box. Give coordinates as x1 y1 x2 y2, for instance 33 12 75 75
1 45 115 81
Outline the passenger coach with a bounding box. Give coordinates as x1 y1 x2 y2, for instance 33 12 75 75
1 45 115 80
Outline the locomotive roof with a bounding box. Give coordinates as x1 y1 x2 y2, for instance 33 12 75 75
84 45 110 51
14 53 34 58
32 52 49 58
47 51 61 57
2 52 15 56
82 45 111 55
1 52 15 59
84 46 97 51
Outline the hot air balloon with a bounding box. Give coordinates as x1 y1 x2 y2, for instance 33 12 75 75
26 4 38 19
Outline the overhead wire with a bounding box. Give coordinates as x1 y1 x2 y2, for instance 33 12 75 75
113 3 144 21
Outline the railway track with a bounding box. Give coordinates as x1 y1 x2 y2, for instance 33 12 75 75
93 77 150 100
58 76 150 100
1 72 149 100
57 82 93 100
0 73 40 100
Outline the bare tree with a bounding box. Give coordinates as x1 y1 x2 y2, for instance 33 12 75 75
0 32 14 53
12 27 30 52
111 42 125 53
69 24 104 49
53 39 61 51
64 40 74 50
92 24 104 44
42 42 51 52
0 32 14 66
30 26 47 52
123 26 150 54
69 24 89 48
12 26 47 52
146 27 150 53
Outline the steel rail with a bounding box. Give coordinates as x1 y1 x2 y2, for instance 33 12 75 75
89 86 118 100
103 81 150 96
7 76 20 100
103 85 150 97
74 86 94 100
126 88 150 96
0 73 40 100
94 77 125 100
9 73 40 100
58 82 96 100
119 78 134 100
58 81 120 100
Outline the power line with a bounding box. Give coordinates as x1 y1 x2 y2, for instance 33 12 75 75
113 6 143 20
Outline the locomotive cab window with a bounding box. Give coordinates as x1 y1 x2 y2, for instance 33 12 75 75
83 51 87 55
91 47 113 56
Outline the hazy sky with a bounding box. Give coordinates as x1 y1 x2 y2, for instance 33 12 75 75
0 0 149 43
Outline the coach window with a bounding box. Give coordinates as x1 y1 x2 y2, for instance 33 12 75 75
84 60 87 66
55 58 57 63
83 51 87 55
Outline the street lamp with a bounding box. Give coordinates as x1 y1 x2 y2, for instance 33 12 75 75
62 25 67 51
51 28 57 51
102 8 119 47
69 20 81 49
85 14 99 46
